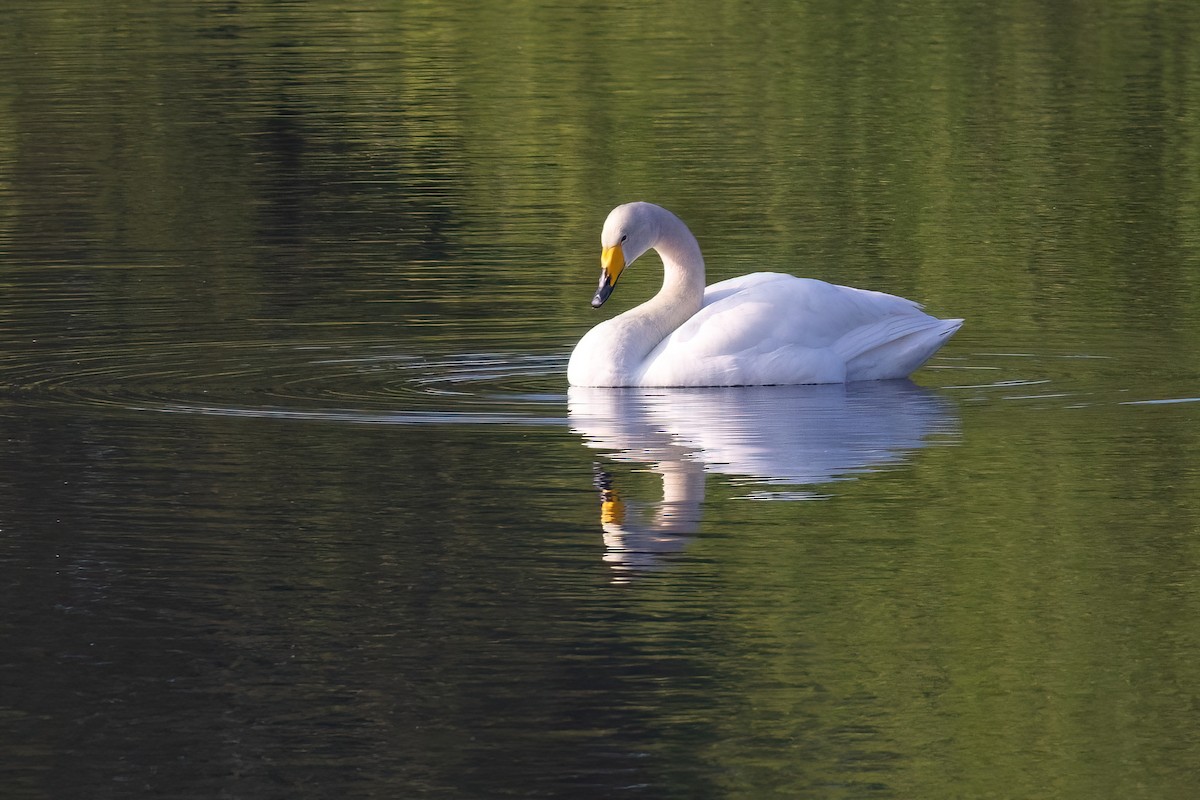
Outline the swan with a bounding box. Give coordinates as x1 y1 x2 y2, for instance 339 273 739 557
567 202 963 387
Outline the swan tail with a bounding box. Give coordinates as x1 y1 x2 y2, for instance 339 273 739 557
836 316 963 381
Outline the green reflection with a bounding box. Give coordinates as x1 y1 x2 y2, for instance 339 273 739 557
0 1 1199 798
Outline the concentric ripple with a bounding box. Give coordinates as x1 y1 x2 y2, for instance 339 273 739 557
0 337 570 425
1 340 1179 424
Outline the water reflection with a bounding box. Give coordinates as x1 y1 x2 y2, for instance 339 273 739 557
569 382 959 580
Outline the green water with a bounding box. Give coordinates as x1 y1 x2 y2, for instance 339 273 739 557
2 1 1199 797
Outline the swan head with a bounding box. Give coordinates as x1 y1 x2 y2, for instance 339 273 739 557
592 202 662 308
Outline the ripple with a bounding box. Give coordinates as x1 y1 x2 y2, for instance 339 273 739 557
0 338 570 425
927 350 1150 410
942 378 1053 390
1119 397 1200 406
143 404 566 426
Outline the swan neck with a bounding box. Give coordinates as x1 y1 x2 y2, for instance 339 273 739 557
651 212 705 313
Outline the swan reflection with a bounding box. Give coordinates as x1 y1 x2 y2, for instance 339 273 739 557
569 382 959 580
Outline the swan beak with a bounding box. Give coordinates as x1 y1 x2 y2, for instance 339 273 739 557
601 497 626 525
592 244 626 308
596 472 625 524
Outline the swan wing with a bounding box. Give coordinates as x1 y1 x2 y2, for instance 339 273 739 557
637 275 960 386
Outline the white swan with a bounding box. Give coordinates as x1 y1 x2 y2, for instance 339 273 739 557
567 202 963 387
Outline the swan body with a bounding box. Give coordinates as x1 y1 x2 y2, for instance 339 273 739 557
567 202 962 387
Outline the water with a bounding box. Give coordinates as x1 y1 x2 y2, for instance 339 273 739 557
2 1 1200 797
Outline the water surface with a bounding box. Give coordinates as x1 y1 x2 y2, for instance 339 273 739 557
2 1 1200 798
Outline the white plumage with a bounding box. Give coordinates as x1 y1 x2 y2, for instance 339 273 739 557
567 202 962 387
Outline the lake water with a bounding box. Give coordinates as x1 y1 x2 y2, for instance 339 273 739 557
2 1 1200 797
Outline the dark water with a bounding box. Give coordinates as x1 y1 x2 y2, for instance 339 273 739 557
3 1 1200 798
